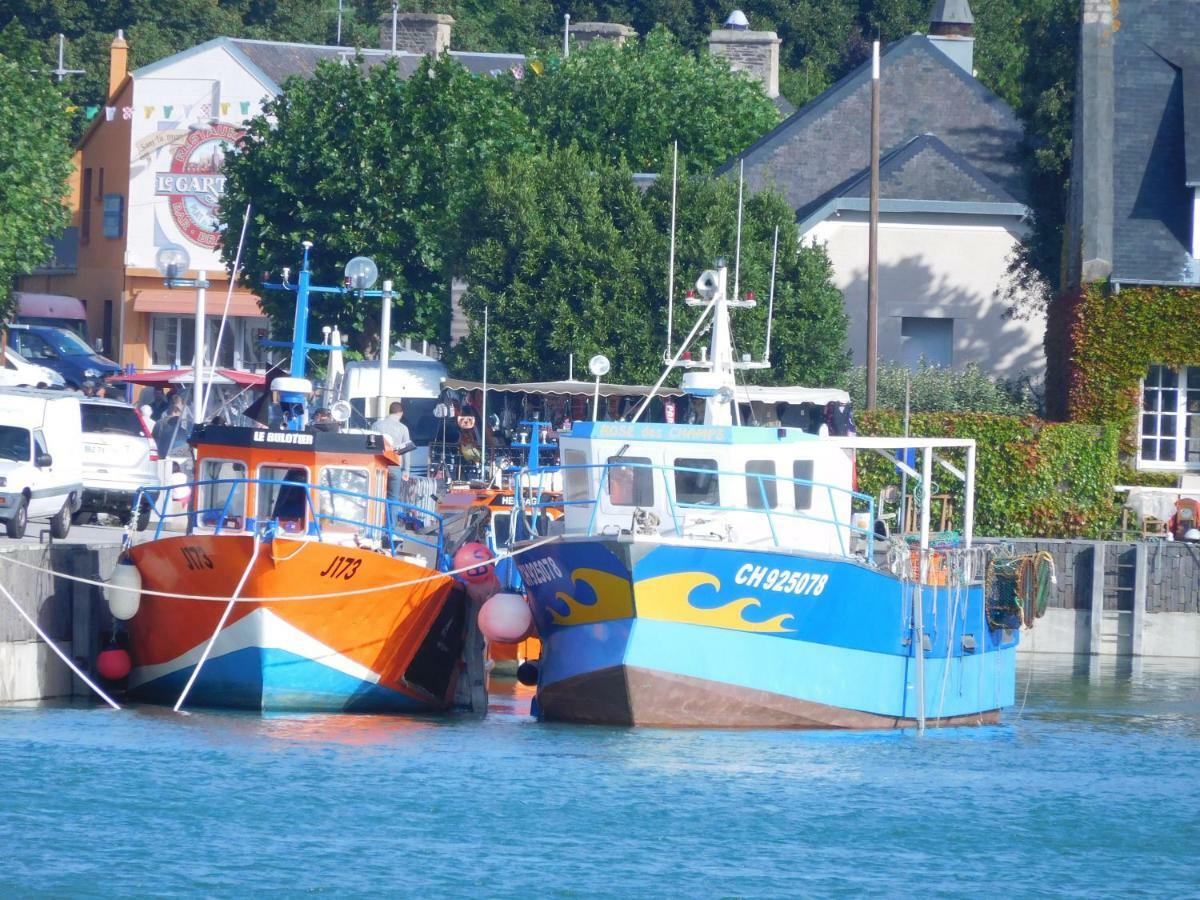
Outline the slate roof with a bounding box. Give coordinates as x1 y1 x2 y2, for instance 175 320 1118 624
717 34 1028 224
1109 1 1200 284
135 37 526 94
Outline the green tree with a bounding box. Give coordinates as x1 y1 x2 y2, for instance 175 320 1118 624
0 25 74 322
519 25 780 172
219 55 535 350
452 149 848 387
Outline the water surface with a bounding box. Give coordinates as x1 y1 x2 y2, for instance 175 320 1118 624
1 655 1197 896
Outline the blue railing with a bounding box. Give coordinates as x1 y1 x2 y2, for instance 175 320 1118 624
511 461 875 556
131 476 447 559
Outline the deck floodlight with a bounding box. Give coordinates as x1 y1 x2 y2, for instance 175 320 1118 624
155 245 191 283
588 354 611 377
344 256 378 291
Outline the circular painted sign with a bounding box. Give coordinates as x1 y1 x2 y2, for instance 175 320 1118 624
156 122 244 249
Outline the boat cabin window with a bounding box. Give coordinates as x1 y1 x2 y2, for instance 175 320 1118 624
318 466 370 529
793 460 814 510
674 457 719 505
257 465 310 532
745 460 778 509
199 459 247 528
607 455 653 507
562 449 589 504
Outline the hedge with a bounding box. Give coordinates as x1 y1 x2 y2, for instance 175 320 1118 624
857 412 1121 538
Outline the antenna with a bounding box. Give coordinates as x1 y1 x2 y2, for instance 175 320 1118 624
563 14 570 57
336 0 343 45
52 34 84 83
665 140 678 362
391 1 399 54
200 203 252 420
763 226 778 364
733 159 744 303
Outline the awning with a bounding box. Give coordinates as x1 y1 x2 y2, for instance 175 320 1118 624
15 292 86 320
443 377 686 398
132 289 264 317
108 368 267 387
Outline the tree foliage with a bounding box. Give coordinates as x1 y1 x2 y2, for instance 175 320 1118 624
218 55 534 350
520 25 779 172
841 362 1039 416
451 148 848 386
0 24 73 322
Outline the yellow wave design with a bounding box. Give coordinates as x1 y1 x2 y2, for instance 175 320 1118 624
550 568 634 625
636 571 795 633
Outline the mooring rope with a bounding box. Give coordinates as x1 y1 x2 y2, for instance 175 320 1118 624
0 536 557 604
0 578 121 710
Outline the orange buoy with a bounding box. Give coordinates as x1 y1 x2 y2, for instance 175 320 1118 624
96 646 132 681
453 542 495 584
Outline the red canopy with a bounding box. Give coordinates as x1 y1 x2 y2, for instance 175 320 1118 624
108 368 267 388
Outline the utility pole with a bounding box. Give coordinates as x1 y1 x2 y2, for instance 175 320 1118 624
866 40 881 410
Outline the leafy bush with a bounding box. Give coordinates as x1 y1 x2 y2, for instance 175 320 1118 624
842 362 1038 415
857 411 1120 538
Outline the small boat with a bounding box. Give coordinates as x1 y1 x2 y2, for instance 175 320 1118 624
511 261 1016 729
110 246 478 713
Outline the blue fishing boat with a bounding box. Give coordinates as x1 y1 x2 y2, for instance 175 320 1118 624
510 261 1016 729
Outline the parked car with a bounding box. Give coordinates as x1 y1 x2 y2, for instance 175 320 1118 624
77 397 158 529
0 388 83 539
0 348 66 389
5 324 120 389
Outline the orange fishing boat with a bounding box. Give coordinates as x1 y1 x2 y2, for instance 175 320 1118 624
108 244 476 712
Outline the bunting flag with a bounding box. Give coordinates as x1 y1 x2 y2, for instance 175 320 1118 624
240 101 250 114
163 105 173 118
220 102 230 116
143 106 154 118
122 106 134 119
105 106 116 121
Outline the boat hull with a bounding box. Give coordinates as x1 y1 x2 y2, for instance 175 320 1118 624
518 538 1017 729
125 534 464 713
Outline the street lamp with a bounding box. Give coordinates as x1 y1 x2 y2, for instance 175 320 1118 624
155 245 210 426
589 354 610 422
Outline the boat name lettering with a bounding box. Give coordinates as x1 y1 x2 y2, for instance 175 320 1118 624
734 563 828 596
180 545 214 571
319 555 361 580
517 557 564 586
593 423 726 442
251 432 315 446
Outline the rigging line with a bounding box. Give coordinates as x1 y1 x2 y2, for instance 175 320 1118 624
173 534 261 712
201 203 252 421
0 578 120 710
0 535 558 603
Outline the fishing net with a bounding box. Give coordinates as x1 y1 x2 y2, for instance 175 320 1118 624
986 552 1055 629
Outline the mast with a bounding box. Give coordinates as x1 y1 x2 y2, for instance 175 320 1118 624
866 40 881 410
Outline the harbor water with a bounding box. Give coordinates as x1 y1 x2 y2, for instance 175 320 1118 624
1 655 1197 896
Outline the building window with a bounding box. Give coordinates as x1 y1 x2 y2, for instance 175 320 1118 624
900 317 953 369
1140 365 1200 468
149 314 272 370
81 169 93 244
102 194 124 238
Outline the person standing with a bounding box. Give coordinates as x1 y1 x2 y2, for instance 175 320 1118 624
372 402 412 517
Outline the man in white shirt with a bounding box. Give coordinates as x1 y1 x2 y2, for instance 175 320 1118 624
372 401 412 519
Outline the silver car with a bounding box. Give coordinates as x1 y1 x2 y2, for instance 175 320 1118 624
77 397 158 528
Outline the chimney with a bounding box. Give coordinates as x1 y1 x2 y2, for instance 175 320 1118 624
380 12 454 56
927 0 975 75
108 29 128 100
568 21 637 51
708 10 780 99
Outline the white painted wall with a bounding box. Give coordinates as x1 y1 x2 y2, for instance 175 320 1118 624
127 44 274 272
805 211 1046 380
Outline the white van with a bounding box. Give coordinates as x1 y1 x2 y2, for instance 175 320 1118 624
77 397 159 529
0 348 66 389
0 388 83 538
340 351 447 476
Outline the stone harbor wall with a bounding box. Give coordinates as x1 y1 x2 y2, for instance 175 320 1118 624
0 543 118 703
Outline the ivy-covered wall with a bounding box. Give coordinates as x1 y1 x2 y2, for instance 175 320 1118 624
1062 282 1200 442
857 412 1120 538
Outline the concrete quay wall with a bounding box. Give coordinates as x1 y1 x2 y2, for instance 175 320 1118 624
983 539 1200 658
0 543 118 703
